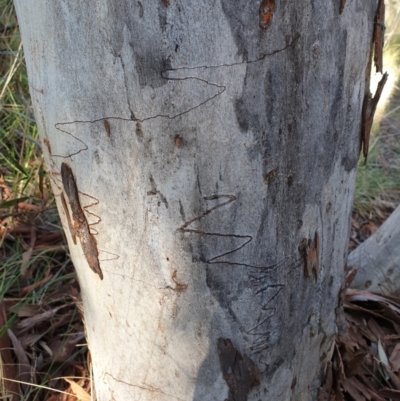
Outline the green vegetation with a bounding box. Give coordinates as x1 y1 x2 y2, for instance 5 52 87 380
354 0 400 220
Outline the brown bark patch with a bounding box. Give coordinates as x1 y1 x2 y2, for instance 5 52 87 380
103 119 111 137
61 163 103 279
339 0 346 14
263 168 277 184
43 138 51 154
136 121 144 138
171 270 187 293
161 0 170 6
298 231 320 281
174 134 182 148
217 338 260 401
259 0 275 30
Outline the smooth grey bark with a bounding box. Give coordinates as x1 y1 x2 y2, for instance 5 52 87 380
14 1 377 400
349 204 400 295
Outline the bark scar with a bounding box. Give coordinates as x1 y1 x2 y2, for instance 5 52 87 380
298 231 319 281
259 0 275 30
217 338 260 401
339 0 346 14
103 119 111 137
61 162 103 279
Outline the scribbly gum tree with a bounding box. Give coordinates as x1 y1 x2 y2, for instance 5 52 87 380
14 0 381 400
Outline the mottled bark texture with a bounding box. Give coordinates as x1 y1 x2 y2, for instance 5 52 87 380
15 1 377 400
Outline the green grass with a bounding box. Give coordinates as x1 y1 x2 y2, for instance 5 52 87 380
353 0 400 221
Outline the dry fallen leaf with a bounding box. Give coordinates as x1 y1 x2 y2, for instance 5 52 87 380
63 378 91 401
320 289 400 400
390 343 400 372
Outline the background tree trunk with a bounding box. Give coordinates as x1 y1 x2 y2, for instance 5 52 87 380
14 1 377 400
349 204 400 295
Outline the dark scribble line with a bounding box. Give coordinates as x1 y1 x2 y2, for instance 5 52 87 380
162 34 300 73
180 194 285 270
52 35 300 160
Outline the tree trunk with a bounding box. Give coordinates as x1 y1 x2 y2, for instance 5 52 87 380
14 1 377 400
349 204 400 295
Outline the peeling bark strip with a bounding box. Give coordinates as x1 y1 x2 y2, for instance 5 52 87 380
259 0 275 30
217 338 260 401
360 73 388 164
373 0 385 74
61 163 103 279
298 232 320 281
360 0 387 165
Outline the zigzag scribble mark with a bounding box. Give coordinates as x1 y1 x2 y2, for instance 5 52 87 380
180 195 254 267
180 194 302 356
163 33 300 74
247 256 302 356
52 34 300 160
180 194 301 272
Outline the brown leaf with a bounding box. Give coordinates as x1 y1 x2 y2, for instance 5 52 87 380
390 343 400 372
48 333 85 363
344 352 366 378
318 362 333 401
13 304 41 317
382 362 400 390
359 222 378 240
353 376 376 399
334 344 346 381
21 269 52 294
35 231 63 246
7 328 32 393
0 301 19 399
20 332 45 348
378 387 400 400
342 376 371 400
17 202 42 212
63 378 90 401
333 370 345 401
16 304 67 334
368 388 389 401
21 247 33 272
367 319 386 343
